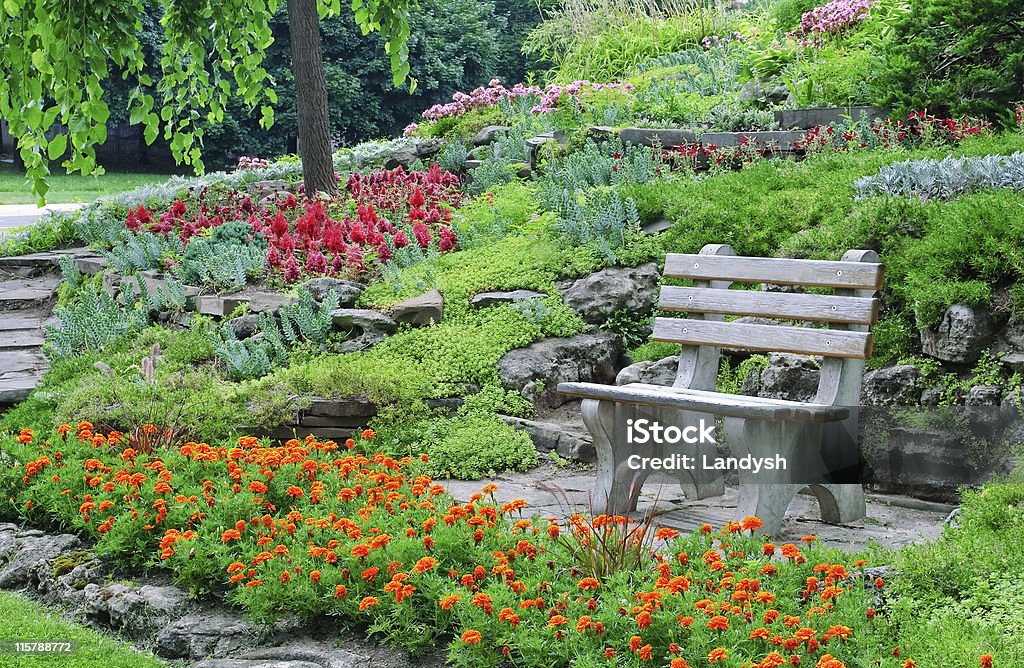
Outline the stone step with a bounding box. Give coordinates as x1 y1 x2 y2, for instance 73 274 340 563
0 275 60 310
0 247 105 277
0 349 48 374
0 330 45 348
0 375 42 403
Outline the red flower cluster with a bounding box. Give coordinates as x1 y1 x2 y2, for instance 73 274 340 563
121 164 463 282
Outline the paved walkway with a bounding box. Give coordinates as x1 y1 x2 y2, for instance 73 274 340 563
446 460 953 552
0 202 83 229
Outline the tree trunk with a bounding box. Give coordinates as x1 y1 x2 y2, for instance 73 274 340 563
287 0 337 196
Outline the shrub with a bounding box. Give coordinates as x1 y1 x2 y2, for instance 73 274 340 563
874 0 1024 119
426 412 537 478
174 234 267 292
44 289 149 361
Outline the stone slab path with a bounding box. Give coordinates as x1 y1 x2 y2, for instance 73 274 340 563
445 460 952 552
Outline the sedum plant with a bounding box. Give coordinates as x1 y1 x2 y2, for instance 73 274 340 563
554 188 642 264
173 234 267 292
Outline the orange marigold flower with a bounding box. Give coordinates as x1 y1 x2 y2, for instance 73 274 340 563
285 485 303 498
655 527 680 540
751 627 771 640
577 577 600 590
604 648 616 659
461 629 481 644
980 656 993 668
413 556 438 574
248 481 268 494
801 535 817 543
741 516 765 532
280 571 291 584
575 615 593 632
547 615 569 628
638 644 653 661
780 544 802 559
630 636 643 652
221 529 241 543
761 653 786 668
361 428 376 439
359 596 379 611
709 648 729 663
310 570 321 583
439 594 461 610
227 562 246 574
903 661 916 668
707 615 730 631
671 659 692 668
334 585 347 599
361 567 379 581
498 608 521 627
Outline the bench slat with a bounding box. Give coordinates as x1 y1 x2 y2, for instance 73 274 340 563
653 317 873 359
557 382 849 423
659 286 879 325
664 253 884 290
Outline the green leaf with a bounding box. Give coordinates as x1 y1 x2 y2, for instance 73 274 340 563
47 134 67 160
30 50 53 75
2 0 18 17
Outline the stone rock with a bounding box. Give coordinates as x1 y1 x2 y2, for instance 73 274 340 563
391 289 443 327
738 80 764 102
758 354 820 402
640 219 673 236
965 385 1002 406
83 583 189 638
155 611 256 660
413 138 443 158
33 549 106 605
248 180 289 199
0 531 81 589
331 309 397 351
498 331 624 407
501 416 595 462
1003 314 1024 349
586 126 618 142
382 148 419 170
189 661 321 668
297 278 364 307
862 365 921 406
615 355 678 386
470 290 546 308
619 128 696 148
228 315 260 340
920 305 994 364
473 125 510 146
557 263 660 325
920 386 944 406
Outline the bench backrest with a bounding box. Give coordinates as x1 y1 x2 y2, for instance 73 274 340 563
657 244 884 407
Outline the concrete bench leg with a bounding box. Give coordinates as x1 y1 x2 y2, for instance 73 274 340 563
724 418 866 536
582 400 724 516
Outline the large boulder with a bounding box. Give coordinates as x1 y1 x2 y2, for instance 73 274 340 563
920 305 994 364
297 278 364 307
83 583 190 639
862 365 921 406
391 289 443 327
473 125 510 145
0 528 81 589
331 309 397 351
155 611 256 659
758 353 820 402
616 355 679 386
498 331 624 407
557 263 660 325
470 290 546 309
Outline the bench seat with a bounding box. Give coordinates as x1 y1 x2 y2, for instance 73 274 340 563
557 382 850 423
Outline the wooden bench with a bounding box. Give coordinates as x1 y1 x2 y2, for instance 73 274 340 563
557 244 884 535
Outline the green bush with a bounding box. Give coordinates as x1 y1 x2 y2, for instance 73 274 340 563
874 0 1024 119
426 412 537 478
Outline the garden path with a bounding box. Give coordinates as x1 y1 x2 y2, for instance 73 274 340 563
445 460 953 553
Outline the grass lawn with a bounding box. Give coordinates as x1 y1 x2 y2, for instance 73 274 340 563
0 164 175 205
0 589 165 667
